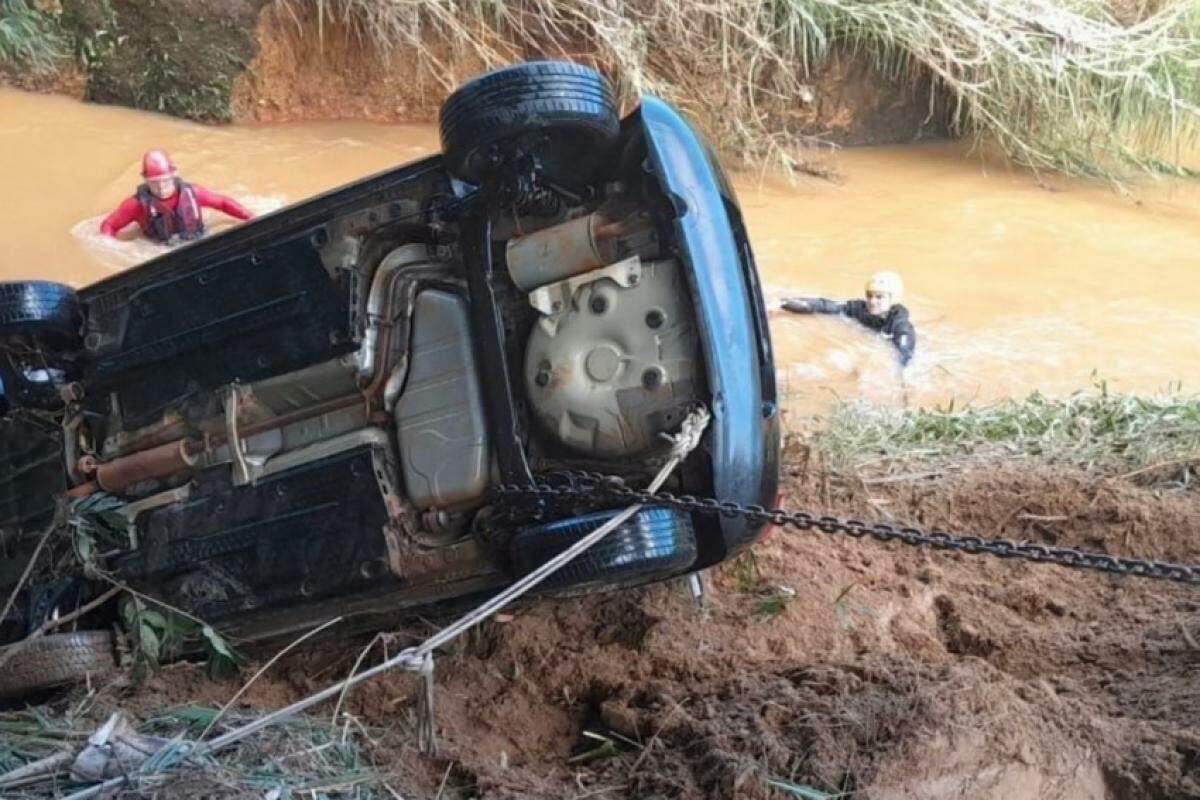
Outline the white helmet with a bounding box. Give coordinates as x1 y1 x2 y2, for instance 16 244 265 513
864 271 902 316
865 270 903 302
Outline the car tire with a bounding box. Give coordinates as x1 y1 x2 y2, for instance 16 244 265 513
0 631 119 699
509 506 698 596
0 281 81 347
439 60 620 187
0 281 82 412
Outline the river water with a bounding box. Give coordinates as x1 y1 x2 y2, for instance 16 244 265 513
2 88 1197 413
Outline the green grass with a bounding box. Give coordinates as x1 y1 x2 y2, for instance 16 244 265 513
0 0 65 73
730 552 799 619
777 0 1200 181
807 386 1200 481
304 0 1200 183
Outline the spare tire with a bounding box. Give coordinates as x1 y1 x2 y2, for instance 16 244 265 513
0 631 119 699
509 505 698 596
439 60 620 187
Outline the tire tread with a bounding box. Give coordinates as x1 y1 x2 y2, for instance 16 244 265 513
0 631 118 698
438 60 620 184
510 506 698 594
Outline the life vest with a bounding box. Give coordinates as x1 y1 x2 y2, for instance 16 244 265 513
136 179 206 244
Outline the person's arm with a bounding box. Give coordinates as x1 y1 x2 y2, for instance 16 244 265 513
840 299 870 322
99 197 143 238
781 297 848 314
192 185 254 221
889 308 917 366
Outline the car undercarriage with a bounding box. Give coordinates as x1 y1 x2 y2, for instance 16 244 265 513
0 61 778 697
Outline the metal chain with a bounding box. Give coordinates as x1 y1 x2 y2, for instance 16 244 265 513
497 470 1200 585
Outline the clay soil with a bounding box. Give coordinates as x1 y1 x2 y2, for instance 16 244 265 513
228 2 946 148
230 3 499 124
125 458 1200 800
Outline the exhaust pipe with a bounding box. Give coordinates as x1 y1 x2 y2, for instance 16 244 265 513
505 204 655 292
93 439 197 494
79 392 366 494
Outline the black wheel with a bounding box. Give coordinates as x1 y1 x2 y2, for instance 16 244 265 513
0 631 119 699
509 506 698 596
439 60 620 187
0 281 81 347
0 281 82 412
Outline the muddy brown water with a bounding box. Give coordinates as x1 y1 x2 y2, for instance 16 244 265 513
2 87 1198 412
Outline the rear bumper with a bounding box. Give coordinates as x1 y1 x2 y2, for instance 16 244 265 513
638 98 781 567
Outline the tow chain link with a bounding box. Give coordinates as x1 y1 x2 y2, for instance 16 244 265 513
498 470 1200 585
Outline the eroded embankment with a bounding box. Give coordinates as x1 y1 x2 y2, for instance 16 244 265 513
3 0 945 148
104 459 1200 800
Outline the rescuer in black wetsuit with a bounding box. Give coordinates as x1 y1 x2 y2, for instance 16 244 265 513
782 271 916 366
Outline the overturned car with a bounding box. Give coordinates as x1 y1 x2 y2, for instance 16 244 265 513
0 61 779 697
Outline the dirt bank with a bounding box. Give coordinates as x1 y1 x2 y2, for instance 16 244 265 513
3 0 946 146
229 1 485 124
231 2 946 148
111 459 1199 799
61 0 260 122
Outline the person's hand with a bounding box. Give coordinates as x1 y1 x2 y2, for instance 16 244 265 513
781 298 814 313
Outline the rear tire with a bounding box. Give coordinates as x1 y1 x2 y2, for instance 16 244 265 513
509 506 698 596
0 631 119 699
439 60 620 188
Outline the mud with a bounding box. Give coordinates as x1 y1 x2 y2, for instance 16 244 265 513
229 2 489 125
134 461 1200 799
0 58 85 98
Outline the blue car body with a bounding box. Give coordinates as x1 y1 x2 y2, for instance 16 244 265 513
639 98 781 565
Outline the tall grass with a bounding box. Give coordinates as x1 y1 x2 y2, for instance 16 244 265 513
298 0 1200 181
0 0 65 73
809 388 1200 481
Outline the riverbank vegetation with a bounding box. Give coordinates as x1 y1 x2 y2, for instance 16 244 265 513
4 0 1195 179
307 0 1200 182
3 0 1197 181
0 0 64 73
805 386 1200 485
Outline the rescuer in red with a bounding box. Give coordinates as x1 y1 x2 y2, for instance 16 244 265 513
100 149 254 244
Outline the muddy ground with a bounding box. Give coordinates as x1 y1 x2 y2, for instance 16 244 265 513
109 457 1200 800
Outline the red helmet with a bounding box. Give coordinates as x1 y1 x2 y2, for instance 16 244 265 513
141 149 176 179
